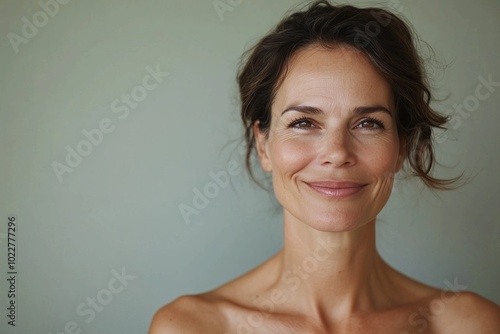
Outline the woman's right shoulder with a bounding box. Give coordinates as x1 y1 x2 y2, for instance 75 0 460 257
148 259 275 333
147 293 231 334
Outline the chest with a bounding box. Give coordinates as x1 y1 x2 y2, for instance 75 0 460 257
225 310 440 334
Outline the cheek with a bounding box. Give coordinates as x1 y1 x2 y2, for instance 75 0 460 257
361 139 400 182
269 135 314 179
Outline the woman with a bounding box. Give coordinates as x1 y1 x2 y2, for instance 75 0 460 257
149 1 500 333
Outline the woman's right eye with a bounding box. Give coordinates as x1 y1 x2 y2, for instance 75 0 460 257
289 117 316 129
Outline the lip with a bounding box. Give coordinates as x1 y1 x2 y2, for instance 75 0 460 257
304 180 367 198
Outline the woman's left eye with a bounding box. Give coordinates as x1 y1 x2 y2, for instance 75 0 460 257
356 118 384 130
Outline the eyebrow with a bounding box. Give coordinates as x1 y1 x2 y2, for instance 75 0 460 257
281 105 392 116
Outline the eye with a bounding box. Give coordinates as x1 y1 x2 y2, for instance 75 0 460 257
355 118 385 130
289 117 316 129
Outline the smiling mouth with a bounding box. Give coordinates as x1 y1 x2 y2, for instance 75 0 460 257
304 181 367 198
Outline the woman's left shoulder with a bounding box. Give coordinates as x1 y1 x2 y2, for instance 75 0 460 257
432 291 500 333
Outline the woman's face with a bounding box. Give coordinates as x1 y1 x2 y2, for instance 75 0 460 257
254 45 404 232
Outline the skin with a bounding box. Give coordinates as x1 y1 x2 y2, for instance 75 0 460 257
149 45 500 333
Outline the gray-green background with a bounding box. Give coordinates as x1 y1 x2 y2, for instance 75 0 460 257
1 0 499 333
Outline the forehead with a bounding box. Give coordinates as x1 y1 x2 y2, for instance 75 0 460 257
273 45 393 112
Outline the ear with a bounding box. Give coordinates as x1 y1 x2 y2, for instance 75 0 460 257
253 121 272 172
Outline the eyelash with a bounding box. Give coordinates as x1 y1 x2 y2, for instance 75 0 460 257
287 117 385 130
356 117 385 130
288 116 315 129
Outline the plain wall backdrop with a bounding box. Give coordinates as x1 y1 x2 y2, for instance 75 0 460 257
1 0 499 333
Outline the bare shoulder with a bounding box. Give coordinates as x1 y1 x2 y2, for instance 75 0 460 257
148 257 276 334
148 294 229 334
433 291 500 333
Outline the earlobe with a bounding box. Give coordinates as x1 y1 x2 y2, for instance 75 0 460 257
253 121 272 172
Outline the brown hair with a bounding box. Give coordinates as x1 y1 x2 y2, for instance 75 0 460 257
237 0 459 190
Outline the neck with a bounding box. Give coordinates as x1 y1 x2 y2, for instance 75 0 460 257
273 210 394 318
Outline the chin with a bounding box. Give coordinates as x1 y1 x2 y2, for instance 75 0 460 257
288 206 377 233
312 216 374 233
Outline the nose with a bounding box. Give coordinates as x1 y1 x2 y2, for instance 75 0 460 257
318 127 355 167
